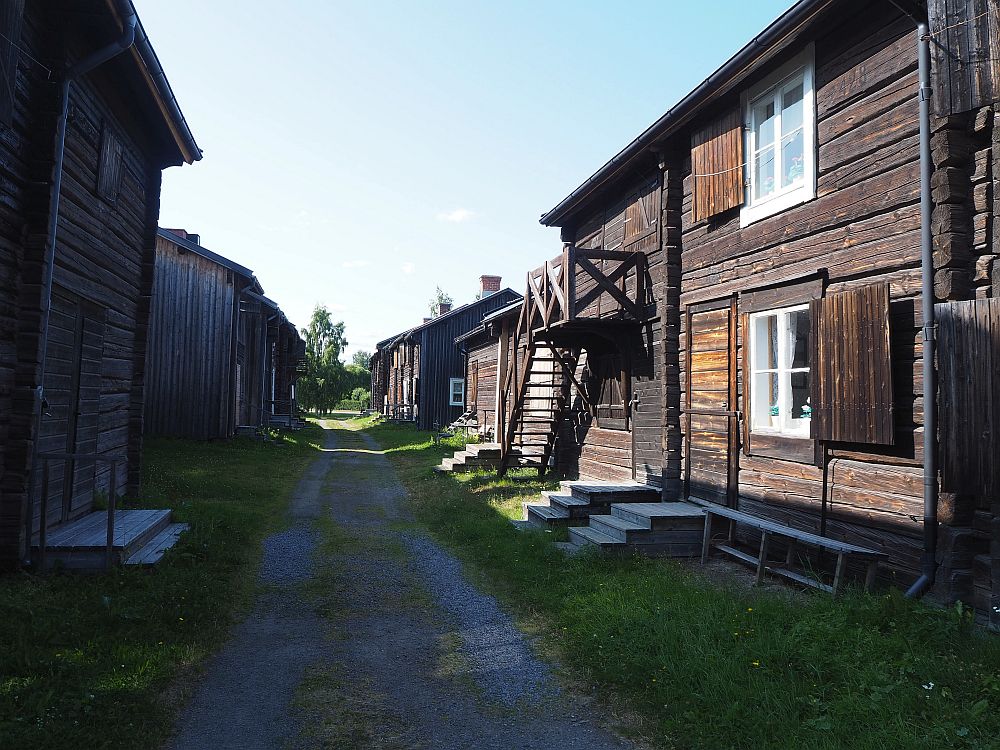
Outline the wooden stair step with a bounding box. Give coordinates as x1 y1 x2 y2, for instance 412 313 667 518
611 502 706 530
568 525 623 549
125 523 189 566
526 504 570 525
588 514 648 542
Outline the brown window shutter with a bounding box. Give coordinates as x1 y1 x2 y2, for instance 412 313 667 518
97 124 124 202
691 108 744 223
0 0 24 126
810 282 894 445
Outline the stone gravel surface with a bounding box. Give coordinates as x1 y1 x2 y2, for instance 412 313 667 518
167 423 632 750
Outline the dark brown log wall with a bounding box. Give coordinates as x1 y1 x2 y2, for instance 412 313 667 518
0 6 164 565
677 4 934 583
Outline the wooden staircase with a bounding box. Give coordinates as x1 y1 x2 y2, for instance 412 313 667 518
568 502 705 556
434 443 503 474
521 480 661 526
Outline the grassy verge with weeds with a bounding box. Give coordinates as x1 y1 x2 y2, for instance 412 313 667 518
366 419 1000 750
0 425 323 750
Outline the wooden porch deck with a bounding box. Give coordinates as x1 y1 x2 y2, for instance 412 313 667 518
32 509 188 570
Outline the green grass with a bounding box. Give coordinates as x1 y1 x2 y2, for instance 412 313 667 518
0 425 323 750
365 420 1000 750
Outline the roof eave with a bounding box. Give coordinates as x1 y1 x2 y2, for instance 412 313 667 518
539 0 841 228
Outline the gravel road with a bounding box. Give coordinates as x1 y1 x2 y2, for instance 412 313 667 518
167 422 632 750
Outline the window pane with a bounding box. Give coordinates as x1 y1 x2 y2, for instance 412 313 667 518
785 308 810 369
782 81 803 135
753 314 778 370
781 129 804 188
752 371 780 429
754 98 775 147
754 146 775 199
789 370 811 426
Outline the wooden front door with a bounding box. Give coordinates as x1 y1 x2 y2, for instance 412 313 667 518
36 288 106 531
684 298 738 505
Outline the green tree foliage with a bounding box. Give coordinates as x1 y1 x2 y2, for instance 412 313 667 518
351 350 371 368
351 387 371 409
428 286 453 316
298 305 348 413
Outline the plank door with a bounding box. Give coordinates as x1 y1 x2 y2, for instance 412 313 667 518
684 299 738 506
35 289 106 532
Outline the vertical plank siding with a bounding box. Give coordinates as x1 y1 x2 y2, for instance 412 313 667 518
928 0 1000 116
144 235 240 439
938 299 1000 498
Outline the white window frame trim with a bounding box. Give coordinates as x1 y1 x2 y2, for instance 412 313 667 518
448 377 465 407
740 44 816 228
748 303 812 439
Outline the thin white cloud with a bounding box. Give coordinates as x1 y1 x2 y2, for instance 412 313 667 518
342 259 370 269
436 208 477 223
400 262 416 275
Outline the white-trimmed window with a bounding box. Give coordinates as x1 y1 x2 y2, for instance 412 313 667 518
741 45 816 226
749 305 811 437
449 378 465 407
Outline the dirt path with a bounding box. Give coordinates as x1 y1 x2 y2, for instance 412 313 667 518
168 422 632 749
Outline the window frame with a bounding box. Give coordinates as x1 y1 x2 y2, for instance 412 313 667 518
448 377 465 407
740 45 816 227
748 303 812 439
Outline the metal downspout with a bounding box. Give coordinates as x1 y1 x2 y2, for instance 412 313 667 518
906 21 939 599
24 10 138 563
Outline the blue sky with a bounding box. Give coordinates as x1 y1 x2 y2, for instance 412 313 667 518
139 0 794 360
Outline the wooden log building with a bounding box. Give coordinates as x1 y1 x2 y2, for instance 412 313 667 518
0 0 201 568
496 0 1000 618
144 229 304 439
454 300 522 440
371 277 521 431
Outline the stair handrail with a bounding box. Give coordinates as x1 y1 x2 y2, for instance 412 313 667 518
34 452 121 571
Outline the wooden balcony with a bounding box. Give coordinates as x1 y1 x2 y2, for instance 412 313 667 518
522 246 648 333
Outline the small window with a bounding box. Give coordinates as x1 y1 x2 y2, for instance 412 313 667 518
449 377 464 407
749 305 811 437
742 46 815 226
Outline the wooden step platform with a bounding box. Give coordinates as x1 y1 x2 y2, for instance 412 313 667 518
568 501 706 556
434 443 504 474
520 481 663 529
33 509 188 570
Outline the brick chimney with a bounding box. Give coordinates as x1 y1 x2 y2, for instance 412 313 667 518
437 302 452 316
479 275 501 297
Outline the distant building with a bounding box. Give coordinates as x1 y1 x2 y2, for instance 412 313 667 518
371 277 521 431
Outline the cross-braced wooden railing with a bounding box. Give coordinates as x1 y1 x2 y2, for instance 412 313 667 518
522 246 647 330
497 245 646 474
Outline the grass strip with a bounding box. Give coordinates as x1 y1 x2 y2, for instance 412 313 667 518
367 419 1000 750
0 425 322 749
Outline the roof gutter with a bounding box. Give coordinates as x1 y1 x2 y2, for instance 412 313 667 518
539 0 837 227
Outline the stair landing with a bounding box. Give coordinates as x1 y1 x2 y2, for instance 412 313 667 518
33 509 189 570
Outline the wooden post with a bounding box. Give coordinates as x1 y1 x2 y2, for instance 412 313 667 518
864 558 878 593
567 245 576 321
700 512 712 564
755 531 771 586
832 552 847 597
106 461 117 570
561 245 570 323
38 461 50 571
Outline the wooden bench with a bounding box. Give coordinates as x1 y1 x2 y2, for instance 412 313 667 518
694 501 886 596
